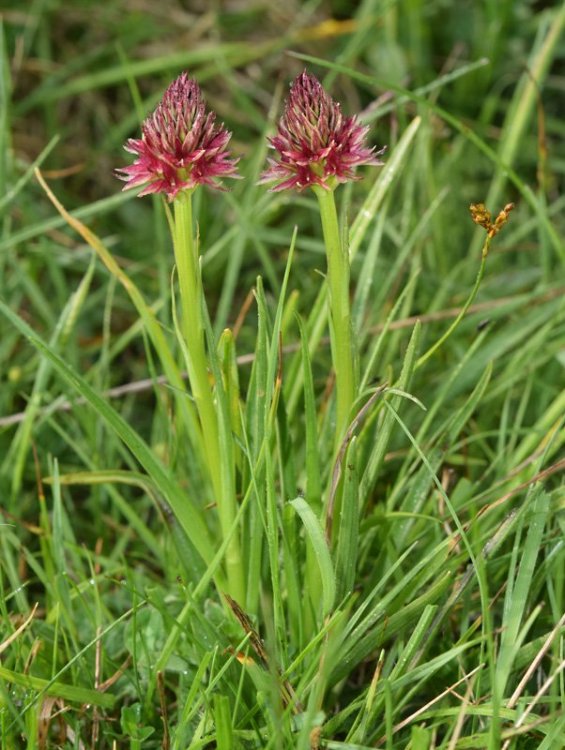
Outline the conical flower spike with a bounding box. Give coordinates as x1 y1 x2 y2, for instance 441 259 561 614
117 72 240 200
260 71 384 192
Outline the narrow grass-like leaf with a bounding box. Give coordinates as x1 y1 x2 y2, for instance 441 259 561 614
352 199 387 337
289 496 336 617
388 605 437 682
265 447 286 657
349 116 422 259
213 694 233 750
447 362 493 446
536 714 565 750
49 461 75 626
266 228 297 423
197 267 245 602
297 314 322 511
361 321 421 499
0 190 132 254
16 43 263 112
172 651 213 749
218 328 243 473
0 664 115 708
393 330 490 490
281 498 306 652
359 271 419 392
496 486 550 697
335 438 359 602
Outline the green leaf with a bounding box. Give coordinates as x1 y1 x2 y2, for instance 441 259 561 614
289 496 336 617
214 694 234 750
361 321 421 498
120 703 155 741
335 438 359 602
297 314 322 512
496 486 550 696
0 664 115 708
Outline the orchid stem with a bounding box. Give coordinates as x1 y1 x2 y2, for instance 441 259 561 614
314 185 357 449
172 190 244 602
173 191 220 485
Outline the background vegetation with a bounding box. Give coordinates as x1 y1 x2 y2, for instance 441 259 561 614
1 1 564 748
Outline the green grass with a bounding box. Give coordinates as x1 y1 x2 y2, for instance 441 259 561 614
1 1 564 748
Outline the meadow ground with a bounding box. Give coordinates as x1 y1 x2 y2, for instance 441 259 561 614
0 1 564 748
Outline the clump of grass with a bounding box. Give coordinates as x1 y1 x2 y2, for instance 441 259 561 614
1 2 564 748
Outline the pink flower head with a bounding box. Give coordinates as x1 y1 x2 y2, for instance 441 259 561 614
260 71 384 192
117 72 240 200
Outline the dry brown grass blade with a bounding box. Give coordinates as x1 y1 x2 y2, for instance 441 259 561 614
376 664 484 744
0 603 38 656
38 696 74 750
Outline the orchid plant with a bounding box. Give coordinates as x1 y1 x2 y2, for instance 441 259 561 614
118 72 245 601
117 70 384 598
116 70 511 612
260 72 384 449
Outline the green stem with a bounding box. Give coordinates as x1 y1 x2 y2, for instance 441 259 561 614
416 237 490 371
173 191 222 493
313 186 356 447
172 190 244 602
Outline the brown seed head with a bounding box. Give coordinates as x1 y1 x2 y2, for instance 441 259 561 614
469 201 515 238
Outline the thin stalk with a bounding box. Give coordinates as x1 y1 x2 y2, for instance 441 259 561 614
173 191 222 493
172 190 244 601
313 186 356 447
416 237 490 370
